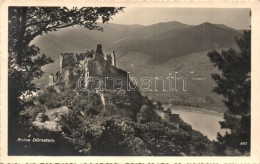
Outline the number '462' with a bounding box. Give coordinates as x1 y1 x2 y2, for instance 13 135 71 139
240 142 247 145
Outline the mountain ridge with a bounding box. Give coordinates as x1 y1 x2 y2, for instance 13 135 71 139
33 21 241 63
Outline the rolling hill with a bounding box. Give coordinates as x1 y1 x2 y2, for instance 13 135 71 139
33 21 241 63
111 22 241 63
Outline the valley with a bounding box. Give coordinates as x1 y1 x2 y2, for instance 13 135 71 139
33 21 241 113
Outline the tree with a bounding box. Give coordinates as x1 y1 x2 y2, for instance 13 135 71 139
155 100 164 110
207 31 251 155
8 7 123 117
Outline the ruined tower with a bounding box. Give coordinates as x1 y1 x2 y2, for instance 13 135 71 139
49 74 55 86
104 51 116 67
60 53 79 73
104 54 108 60
60 53 63 73
84 71 90 89
111 51 116 67
96 44 103 55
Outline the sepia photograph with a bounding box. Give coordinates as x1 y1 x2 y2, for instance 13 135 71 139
4 5 253 158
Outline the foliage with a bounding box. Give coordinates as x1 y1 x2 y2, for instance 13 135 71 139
37 88 103 115
58 108 215 156
8 7 217 156
207 31 251 155
19 103 46 121
66 91 103 115
28 78 215 156
155 100 164 110
8 121 80 155
37 86 65 109
135 122 191 155
104 90 144 119
8 7 123 116
60 114 149 155
16 83 215 156
137 105 158 123
189 130 215 155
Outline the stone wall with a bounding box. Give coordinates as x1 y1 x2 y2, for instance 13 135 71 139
49 74 55 86
156 110 180 129
49 44 117 91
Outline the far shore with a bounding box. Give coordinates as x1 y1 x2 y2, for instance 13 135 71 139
162 104 224 117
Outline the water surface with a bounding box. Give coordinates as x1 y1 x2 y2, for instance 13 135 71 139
164 105 227 141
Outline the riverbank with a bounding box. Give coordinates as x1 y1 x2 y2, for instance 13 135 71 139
162 104 227 141
163 104 224 117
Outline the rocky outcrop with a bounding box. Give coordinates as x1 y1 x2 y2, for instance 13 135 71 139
45 106 71 121
32 106 71 132
35 113 49 122
32 120 61 132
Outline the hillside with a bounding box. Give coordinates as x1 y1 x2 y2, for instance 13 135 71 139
14 48 216 155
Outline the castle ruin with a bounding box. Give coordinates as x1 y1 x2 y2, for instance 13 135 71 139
49 44 117 87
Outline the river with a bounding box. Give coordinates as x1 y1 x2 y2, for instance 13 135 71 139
163 104 228 141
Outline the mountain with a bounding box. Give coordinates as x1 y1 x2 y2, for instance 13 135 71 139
112 22 241 63
33 21 241 63
32 23 143 59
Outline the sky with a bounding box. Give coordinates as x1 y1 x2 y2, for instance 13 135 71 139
110 8 251 30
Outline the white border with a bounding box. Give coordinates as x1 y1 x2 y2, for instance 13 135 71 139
1 0 260 163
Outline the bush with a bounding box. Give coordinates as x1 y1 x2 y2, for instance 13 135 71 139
137 105 158 123
37 90 63 109
63 91 103 116
19 104 46 122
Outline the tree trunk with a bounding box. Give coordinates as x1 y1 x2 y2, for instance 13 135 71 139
16 7 27 65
